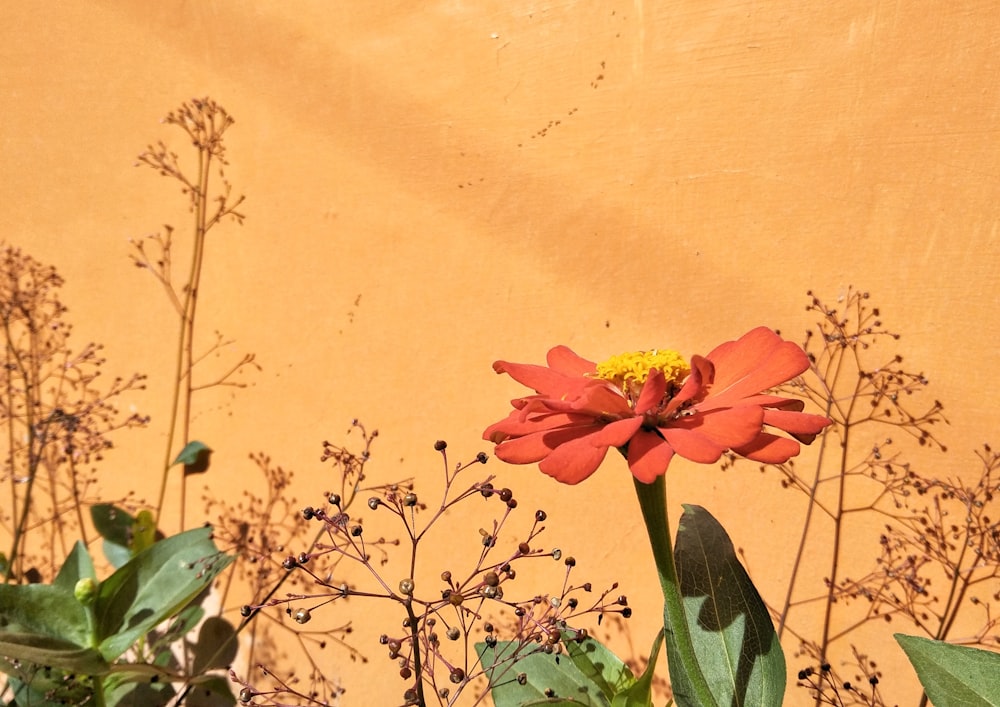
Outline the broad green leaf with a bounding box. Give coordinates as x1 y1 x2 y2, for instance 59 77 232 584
476 634 633 706
103 669 176 707
103 538 133 569
0 583 93 648
611 632 662 706
92 503 138 567
91 504 162 564
0 632 109 675
5 671 95 706
173 439 213 474
92 503 138 546
54 540 97 591
672 505 785 707
94 526 232 661
562 631 636 697
895 634 1000 706
132 509 158 554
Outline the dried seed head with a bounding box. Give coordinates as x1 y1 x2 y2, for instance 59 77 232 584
294 608 311 624
399 578 415 596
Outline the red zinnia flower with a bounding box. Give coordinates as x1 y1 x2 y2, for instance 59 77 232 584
483 327 830 484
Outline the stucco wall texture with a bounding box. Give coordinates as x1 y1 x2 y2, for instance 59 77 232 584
3 2 999 704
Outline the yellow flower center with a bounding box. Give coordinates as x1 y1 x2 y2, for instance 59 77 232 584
594 349 690 403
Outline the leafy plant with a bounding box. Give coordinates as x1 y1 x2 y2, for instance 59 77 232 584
0 526 232 706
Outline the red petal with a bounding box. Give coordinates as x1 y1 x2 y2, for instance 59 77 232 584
492 360 585 398
627 429 675 483
494 425 599 463
762 408 832 436
703 327 810 407
483 410 599 442
671 406 766 448
664 356 712 415
546 346 597 376
659 426 726 463
732 433 802 463
635 368 667 414
589 416 643 446
538 435 611 484
558 383 633 417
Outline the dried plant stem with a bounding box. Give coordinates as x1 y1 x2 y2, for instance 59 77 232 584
3 320 40 582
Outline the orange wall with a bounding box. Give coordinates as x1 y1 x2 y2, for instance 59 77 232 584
3 2 999 704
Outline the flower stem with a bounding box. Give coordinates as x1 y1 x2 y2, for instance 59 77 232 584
633 475 719 707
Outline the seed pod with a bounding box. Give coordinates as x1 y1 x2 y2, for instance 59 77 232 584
399 578 415 596
294 608 312 624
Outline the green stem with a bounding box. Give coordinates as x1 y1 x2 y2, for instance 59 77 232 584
633 475 719 707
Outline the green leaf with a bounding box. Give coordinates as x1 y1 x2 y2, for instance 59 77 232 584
476 633 634 707
132 509 158 554
0 583 93 649
611 632 662 706
54 541 97 592
672 505 785 707
895 634 1000 706
4 671 96 706
103 668 176 707
93 526 232 661
173 440 213 474
92 503 138 547
0 632 109 675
